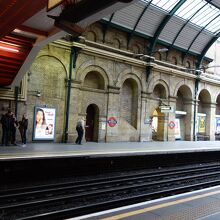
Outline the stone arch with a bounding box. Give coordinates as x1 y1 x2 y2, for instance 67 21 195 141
131 43 141 54
86 31 97 42
113 38 121 49
155 52 162 60
116 71 143 92
175 84 193 110
198 89 211 103
148 79 169 99
216 93 220 115
175 84 193 141
77 65 110 90
85 103 99 142
171 56 177 65
185 60 191 68
29 55 67 142
174 83 193 100
83 71 105 90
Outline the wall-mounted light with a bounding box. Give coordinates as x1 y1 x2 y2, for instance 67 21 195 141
36 91 41 97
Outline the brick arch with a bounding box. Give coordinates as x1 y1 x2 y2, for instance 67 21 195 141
174 81 193 99
148 78 169 98
116 71 143 92
77 65 110 90
198 89 212 103
31 55 68 78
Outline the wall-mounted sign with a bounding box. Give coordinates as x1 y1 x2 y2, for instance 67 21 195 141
175 118 181 139
168 121 175 129
33 107 56 140
215 116 220 134
198 116 205 133
107 117 117 127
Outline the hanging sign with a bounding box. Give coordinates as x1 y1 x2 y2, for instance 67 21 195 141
107 117 117 127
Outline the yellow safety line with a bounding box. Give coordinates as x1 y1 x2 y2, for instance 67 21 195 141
101 189 220 220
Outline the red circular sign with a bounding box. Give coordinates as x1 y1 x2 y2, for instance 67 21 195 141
168 121 175 129
108 117 117 127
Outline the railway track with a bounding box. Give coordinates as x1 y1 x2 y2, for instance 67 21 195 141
1 162 220 220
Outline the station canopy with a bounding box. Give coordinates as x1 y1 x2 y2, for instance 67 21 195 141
102 0 220 57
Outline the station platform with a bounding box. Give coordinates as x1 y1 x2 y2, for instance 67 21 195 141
0 141 220 161
74 185 220 220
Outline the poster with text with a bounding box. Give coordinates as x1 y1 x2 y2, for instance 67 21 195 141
33 107 56 140
198 116 206 133
175 118 181 139
216 117 220 134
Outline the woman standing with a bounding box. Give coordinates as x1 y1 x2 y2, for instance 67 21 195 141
19 114 28 146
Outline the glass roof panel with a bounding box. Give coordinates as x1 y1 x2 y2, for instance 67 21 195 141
141 0 220 33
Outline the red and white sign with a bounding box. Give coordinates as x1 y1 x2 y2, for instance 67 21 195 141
107 117 117 127
168 121 175 129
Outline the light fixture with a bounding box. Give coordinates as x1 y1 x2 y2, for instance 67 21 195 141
36 91 41 97
0 45 19 53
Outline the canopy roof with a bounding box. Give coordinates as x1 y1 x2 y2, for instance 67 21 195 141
102 0 220 63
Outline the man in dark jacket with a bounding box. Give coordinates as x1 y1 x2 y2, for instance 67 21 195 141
0 110 12 146
75 121 84 145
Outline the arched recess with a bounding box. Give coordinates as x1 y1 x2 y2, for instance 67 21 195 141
77 65 110 89
86 31 97 42
85 104 99 142
29 55 67 142
148 79 169 98
113 38 120 49
116 71 143 92
176 85 193 140
197 89 211 139
83 71 105 90
151 83 167 141
120 78 138 129
215 94 220 140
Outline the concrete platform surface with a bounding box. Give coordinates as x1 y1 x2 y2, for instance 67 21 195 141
0 141 220 160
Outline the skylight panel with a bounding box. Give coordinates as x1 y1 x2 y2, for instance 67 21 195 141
140 0 220 33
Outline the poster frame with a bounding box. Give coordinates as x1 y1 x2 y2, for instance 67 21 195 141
33 106 56 141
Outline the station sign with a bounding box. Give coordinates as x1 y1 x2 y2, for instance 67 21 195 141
159 106 173 113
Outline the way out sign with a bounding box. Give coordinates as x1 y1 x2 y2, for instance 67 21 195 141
107 117 117 127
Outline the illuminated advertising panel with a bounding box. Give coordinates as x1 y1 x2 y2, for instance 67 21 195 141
33 107 56 140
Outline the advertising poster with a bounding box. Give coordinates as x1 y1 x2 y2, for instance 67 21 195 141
175 118 181 139
198 116 206 133
33 107 56 140
216 117 220 134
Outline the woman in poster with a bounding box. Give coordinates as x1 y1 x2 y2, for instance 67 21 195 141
35 108 47 137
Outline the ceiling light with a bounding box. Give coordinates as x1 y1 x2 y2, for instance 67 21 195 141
0 45 19 52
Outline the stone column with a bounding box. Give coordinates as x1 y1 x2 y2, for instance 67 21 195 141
184 100 194 141
105 86 120 142
167 96 176 141
140 92 152 141
206 102 216 141
70 80 83 142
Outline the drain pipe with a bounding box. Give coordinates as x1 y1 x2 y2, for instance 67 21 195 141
193 77 199 141
14 86 19 118
64 46 79 143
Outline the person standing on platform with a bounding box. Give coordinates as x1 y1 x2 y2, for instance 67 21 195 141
19 114 28 146
0 109 12 146
75 119 84 145
11 113 18 145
